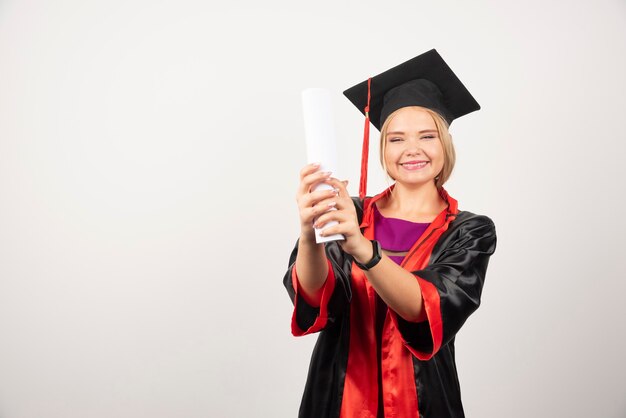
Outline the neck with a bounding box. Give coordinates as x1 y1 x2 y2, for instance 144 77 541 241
382 181 447 219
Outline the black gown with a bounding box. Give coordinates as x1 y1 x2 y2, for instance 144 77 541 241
283 186 497 418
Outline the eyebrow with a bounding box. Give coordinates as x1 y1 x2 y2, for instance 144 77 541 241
386 129 438 136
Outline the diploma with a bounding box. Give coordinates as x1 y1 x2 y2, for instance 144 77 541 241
302 88 345 243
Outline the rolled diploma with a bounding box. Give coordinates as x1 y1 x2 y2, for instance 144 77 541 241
302 88 344 243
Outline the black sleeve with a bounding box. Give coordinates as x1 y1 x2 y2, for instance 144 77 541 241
282 239 353 335
395 215 497 359
282 198 364 335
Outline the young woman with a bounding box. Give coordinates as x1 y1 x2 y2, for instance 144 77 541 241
283 49 497 418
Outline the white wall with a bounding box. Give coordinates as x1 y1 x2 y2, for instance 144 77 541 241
1 0 625 417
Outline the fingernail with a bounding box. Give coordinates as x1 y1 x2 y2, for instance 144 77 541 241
328 201 337 207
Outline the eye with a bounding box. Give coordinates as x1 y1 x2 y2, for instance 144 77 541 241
421 135 437 140
389 137 403 143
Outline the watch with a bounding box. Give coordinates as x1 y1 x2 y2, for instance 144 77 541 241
355 240 382 271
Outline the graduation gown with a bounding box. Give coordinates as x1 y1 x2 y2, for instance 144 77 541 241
283 187 497 418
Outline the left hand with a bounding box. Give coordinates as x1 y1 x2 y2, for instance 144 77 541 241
313 178 371 261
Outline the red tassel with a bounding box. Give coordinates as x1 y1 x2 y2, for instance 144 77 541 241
359 78 372 200
359 117 369 200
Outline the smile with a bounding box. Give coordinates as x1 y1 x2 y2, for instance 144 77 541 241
400 161 429 170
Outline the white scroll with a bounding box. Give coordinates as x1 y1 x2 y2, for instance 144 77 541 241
301 88 344 243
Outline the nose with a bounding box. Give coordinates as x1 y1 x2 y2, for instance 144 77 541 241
405 139 423 156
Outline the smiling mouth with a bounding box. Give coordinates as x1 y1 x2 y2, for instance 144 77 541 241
400 161 429 170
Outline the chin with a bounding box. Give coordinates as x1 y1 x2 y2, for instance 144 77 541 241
395 177 436 187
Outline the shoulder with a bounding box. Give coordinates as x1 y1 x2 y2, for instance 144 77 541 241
431 210 497 258
451 211 496 232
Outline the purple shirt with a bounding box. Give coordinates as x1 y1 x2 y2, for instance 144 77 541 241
373 203 431 265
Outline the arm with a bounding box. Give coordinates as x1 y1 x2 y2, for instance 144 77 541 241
294 234 328 306
315 179 497 350
293 163 338 305
283 237 353 336
313 178 427 322
282 164 352 335
395 216 497 359
356 247 427 322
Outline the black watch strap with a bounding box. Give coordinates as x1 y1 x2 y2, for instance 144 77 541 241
355 240 382 271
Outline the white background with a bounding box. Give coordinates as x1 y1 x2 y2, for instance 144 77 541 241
1 0 625 417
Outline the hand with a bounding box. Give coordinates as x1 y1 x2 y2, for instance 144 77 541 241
312 177 371 261
296 163 340 242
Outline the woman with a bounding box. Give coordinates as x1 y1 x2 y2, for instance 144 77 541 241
283 49 497 418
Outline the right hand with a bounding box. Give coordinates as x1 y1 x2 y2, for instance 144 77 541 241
296 163 339 241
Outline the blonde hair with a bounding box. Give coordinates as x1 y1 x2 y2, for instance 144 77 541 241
379 106 456 189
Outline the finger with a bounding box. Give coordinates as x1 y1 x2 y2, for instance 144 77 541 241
310 195 340 211
298 170 333 196
324 178 350 196
298 188 338 209
313 208 348 229
317 179 354 211
299 163 321 179
297 163 325 196
318 216 360 237
301 200 338 225
318 223 349 237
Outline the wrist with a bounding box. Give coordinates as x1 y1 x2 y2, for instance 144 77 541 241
299 230 319 246
354 239 382 271
353 237 373 264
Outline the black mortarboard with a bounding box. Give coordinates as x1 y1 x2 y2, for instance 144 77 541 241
342 49 480 198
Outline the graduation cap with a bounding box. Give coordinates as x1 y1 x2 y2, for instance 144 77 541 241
343 49 480 199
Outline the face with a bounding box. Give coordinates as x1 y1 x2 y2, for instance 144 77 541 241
383 107 444 187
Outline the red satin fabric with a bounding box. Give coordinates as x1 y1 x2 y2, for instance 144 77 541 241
397 187 458 359
291 259 337 336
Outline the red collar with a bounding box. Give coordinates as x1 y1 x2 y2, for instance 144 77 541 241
360 185 459 230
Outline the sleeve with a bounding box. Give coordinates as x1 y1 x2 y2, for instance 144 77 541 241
283 239 353 336
393 215 497 360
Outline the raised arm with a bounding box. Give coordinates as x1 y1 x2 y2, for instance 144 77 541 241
294 163 340 305
313 177 427 321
